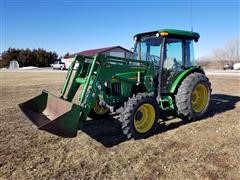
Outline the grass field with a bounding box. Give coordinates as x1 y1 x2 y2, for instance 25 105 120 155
0 72 240 179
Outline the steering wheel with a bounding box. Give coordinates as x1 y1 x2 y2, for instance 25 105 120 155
149 55 160 66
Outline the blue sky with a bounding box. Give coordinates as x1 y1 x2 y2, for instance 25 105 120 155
1 0 239 58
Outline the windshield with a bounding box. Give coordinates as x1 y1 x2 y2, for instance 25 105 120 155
133 36 163 64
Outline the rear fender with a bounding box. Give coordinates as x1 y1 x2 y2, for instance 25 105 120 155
169 67 205 94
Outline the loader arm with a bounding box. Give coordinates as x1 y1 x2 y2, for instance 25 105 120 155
62 55 155 124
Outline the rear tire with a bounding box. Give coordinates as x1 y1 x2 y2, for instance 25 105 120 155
175 72 211 121
120 93 159 139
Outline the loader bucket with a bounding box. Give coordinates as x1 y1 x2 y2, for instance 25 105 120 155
19 90 82 137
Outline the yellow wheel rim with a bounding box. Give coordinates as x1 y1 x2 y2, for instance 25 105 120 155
191 84 209 113
92 102 109 115
134 103 156 133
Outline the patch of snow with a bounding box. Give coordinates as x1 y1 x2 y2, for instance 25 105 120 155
20 66 38 70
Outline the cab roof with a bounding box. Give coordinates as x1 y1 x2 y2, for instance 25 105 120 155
134 29 200 42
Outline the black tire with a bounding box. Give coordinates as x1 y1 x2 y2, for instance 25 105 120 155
175 72 211 121
120 93 159 139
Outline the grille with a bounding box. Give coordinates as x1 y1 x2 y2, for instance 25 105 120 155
112 83 121 95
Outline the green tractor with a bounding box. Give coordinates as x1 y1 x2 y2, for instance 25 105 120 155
19 29 211 139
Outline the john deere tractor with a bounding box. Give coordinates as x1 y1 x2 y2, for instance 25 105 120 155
19 29 211 139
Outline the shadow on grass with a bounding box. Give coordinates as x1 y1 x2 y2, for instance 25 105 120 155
82 117 126 147
81 94 240 147
205 94 240 118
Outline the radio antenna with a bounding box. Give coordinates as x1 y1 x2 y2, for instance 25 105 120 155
190 0 193 31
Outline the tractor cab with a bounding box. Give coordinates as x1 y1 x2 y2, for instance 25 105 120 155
133 29 200 92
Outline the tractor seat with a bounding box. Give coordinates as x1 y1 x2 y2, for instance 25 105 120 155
163 57 175 69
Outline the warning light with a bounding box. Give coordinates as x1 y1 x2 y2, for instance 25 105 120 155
160 32 169 36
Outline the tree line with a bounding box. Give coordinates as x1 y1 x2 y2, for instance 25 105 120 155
196 37 239 69
0 48 58 68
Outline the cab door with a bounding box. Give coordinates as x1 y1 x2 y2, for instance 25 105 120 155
161 38 192 92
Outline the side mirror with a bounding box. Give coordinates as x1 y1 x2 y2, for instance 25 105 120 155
130 47 134 52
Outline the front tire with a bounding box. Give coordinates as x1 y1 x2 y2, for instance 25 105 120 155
175 72 211 121
88 101 110 119
85 90 110 119
121 93 159 139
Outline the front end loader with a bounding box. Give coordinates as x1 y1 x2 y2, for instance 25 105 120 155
19 29 211 139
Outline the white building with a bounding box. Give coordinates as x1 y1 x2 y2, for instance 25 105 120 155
62 46 132 69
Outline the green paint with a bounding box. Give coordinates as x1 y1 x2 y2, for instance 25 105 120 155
170 67 204 93
160 95 175 110
135 28 200 42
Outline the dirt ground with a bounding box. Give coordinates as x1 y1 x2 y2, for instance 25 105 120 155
0 72 240 180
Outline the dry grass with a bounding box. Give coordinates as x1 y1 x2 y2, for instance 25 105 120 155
0 72 240 179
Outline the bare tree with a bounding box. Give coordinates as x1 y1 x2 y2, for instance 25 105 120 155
213 37 240 63
196 37 239 69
